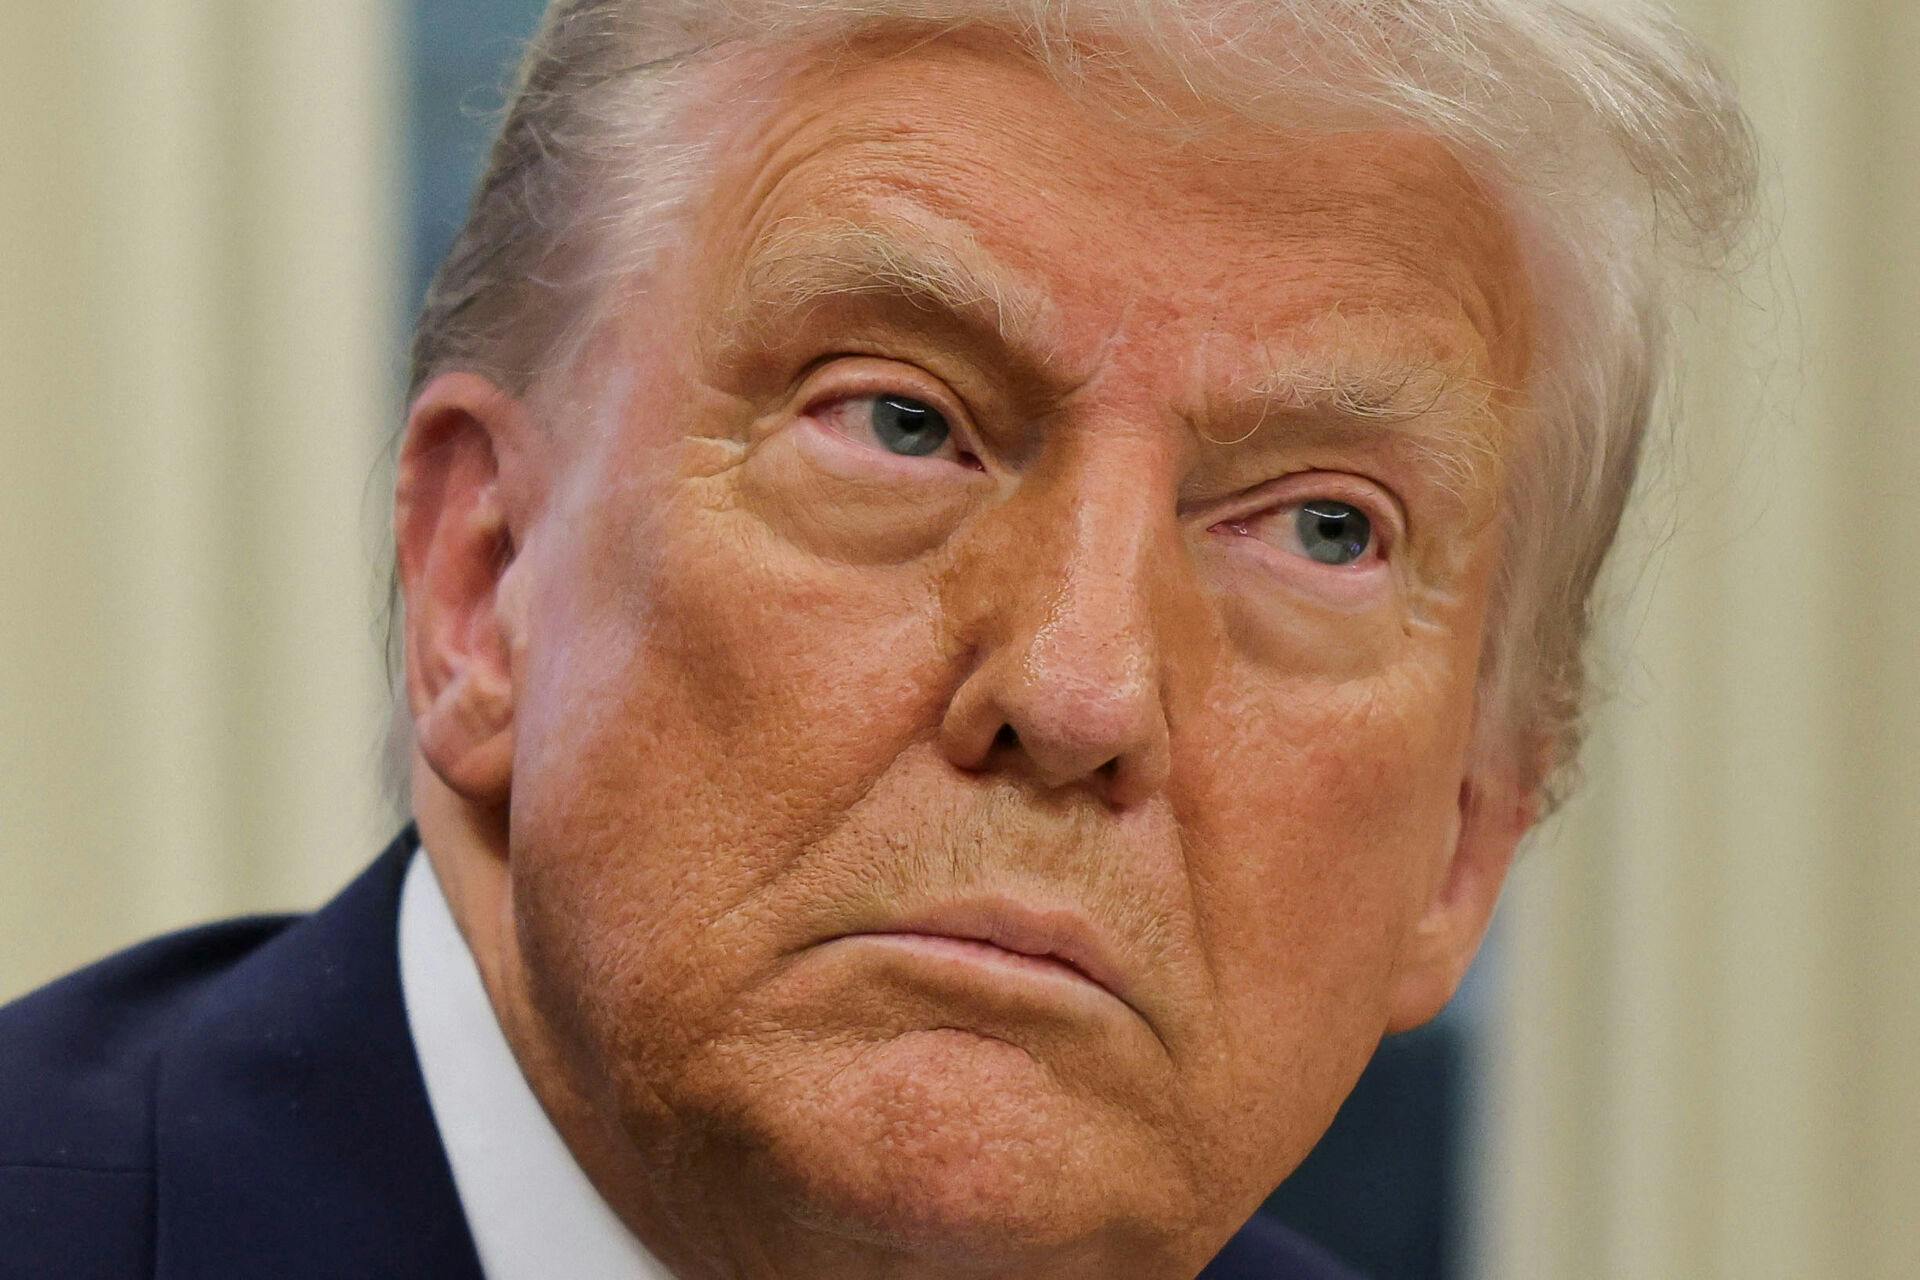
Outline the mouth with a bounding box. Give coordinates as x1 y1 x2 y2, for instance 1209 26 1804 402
831 899 1134 1009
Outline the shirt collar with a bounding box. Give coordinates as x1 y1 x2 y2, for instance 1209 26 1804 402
398 845 677 1280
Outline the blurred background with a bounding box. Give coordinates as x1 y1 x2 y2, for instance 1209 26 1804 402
1 3 1913 1277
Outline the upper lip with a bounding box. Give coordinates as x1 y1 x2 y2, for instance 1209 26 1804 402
840 898 1135 1008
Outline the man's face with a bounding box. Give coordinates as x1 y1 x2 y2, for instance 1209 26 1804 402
495 32 1529 1273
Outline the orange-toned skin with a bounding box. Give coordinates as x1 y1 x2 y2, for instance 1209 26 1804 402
396 31 1537 1280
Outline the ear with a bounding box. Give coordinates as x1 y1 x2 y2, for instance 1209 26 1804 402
1383 758 1537 1033
394 373 538 809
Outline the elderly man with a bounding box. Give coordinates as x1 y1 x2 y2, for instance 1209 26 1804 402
0 1 1754 1277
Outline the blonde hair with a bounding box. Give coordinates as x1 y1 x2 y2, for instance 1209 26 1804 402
408 0 1759 805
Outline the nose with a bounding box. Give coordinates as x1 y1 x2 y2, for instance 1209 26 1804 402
938 447 1182 809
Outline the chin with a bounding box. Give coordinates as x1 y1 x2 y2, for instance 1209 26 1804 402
670 1026 1200 1268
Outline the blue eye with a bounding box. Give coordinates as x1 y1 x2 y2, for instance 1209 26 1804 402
1295 500 1373 565
868 396 951 457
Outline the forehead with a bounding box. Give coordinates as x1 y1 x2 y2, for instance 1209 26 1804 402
685 32 1531 391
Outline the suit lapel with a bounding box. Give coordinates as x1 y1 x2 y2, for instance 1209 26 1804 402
152 828 485 1279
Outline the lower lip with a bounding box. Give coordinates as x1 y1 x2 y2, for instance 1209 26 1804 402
835 932 1109 994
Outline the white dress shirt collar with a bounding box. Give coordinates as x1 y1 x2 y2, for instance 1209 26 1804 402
398 845 677 1280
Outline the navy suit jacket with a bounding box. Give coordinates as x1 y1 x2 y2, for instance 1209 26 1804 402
0 830 1363 1279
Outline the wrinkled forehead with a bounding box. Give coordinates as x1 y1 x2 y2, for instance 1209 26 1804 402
677 27 1533 404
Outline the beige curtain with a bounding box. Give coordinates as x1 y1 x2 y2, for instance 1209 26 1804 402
0 3 402 999
1481 2 1920 1278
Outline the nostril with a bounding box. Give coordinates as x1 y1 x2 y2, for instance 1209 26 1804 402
993 724 1021 752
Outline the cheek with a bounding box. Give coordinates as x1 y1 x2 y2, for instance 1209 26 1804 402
1194 657 1471 958
507 449 956 953
503 463 975 1131
1170 661 1471 1153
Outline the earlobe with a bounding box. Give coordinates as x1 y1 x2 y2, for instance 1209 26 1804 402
394 373 536 808
1383 768 1534 1033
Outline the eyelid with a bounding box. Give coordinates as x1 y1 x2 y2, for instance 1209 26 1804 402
1218 472 1407 554
794 355 981 447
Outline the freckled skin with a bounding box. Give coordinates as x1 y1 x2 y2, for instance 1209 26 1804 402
398 29 1537 1280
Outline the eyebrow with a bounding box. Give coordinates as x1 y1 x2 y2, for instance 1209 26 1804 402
709 217 1061 363
1200 345 1506 499
708 219 1505 495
